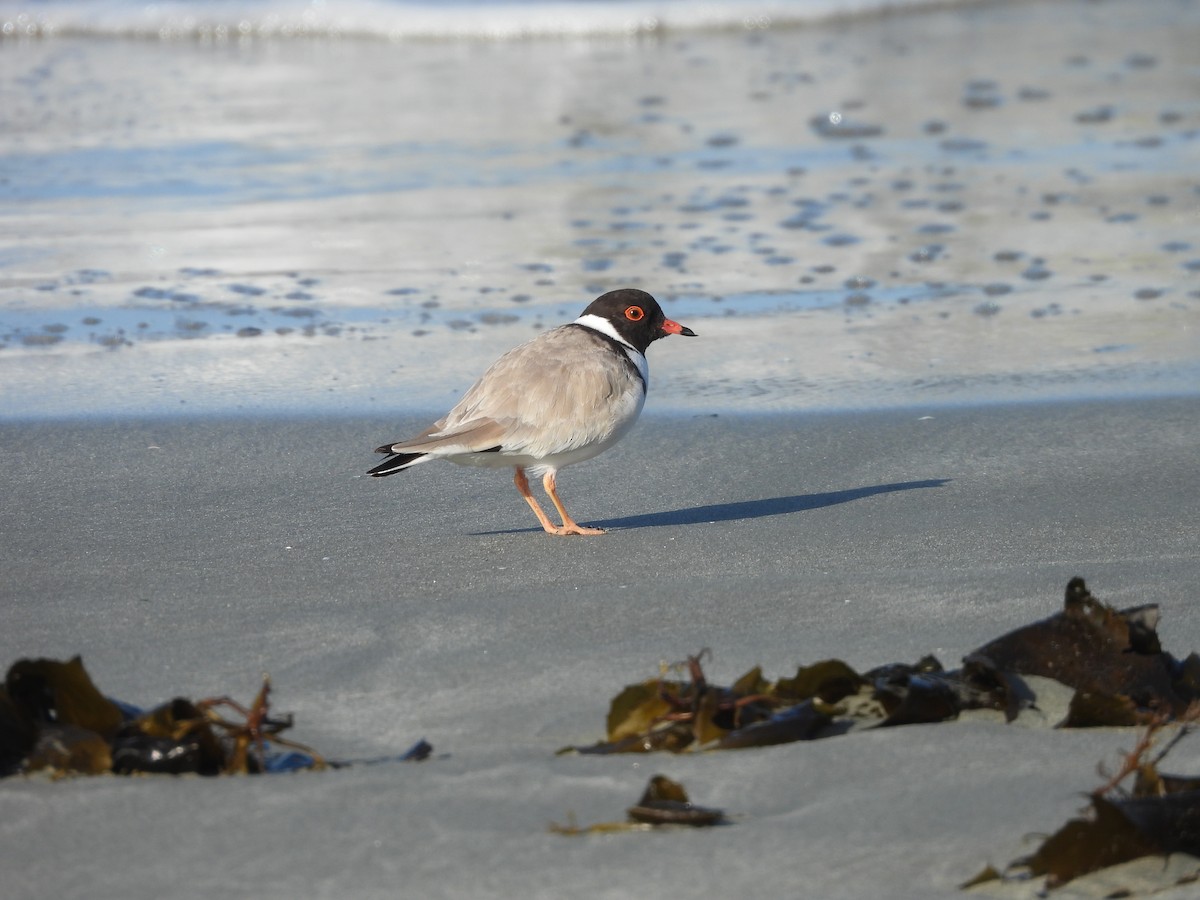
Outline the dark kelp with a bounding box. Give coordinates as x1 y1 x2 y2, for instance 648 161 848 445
561 578 1199 756
0 657 327 777
969 577 1194 720
550 774 729 835
964 708 1200 894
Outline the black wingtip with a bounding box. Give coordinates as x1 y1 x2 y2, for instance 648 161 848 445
367 451 424 477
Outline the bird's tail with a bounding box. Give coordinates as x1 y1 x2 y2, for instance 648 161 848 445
367 449 426 477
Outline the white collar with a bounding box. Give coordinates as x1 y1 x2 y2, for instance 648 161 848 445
573 312 636 351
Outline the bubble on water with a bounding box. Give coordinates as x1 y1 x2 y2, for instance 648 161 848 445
809 113 884 139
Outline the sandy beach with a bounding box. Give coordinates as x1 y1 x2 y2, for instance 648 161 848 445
2 0 1200 897
3 398 1200 898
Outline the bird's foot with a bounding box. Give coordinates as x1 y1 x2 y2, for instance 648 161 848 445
545 523 606 536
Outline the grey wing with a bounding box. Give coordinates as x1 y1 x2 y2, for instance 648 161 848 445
431 326 644 457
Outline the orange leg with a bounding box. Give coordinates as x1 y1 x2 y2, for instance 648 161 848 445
542 470 606 536
514 467 560 534
512 468 605 536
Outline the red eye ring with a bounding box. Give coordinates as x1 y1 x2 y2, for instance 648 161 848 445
624 306 645 321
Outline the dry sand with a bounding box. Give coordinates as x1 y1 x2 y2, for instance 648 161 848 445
3 398 1200 898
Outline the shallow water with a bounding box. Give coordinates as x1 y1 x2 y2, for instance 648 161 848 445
1 0 1198 418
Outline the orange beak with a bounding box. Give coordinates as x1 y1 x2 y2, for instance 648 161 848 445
662 318 697 337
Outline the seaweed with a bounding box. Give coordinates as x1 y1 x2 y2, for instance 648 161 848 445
965 706 1200 895
0 656 327 777
550 775 729 835
560 578 1198 756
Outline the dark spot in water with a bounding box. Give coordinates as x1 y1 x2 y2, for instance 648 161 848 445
809 114 884 139
823 234 860 247
662 252 688 268
479 312 518 326
236 327 263 338
1134 288 1162 300
1018 86 1051 101
706 133 739 147
447 320 474 331
764 256 794 266
844 276 875 290
639 95 666 107
812 265 836 274
1147 195 1169 206
909 245 943 263
510 294 532 303
386 287 419 295
1125 52 1157 69
982 283 1012 296
44 323 68 334
962 80 1002 109
1021 266 1052 281
923 120 947 134
1181 260 1200 272
994 250 1023 262
279 307 318 319
918 223 955 235
1075 105 1115 124
1030 211 1052 221
1106 212 1138 223
940 138 988 154
973 301 1002 317
179 267 221 278
582 258 612 272
285 291 313 301
227 284 266 297
82 316 101 326
844 293 871 307
936 201 964 214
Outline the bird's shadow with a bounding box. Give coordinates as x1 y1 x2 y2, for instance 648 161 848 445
475 478 949 535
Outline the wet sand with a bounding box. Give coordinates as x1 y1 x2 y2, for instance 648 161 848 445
2 0 1199 417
